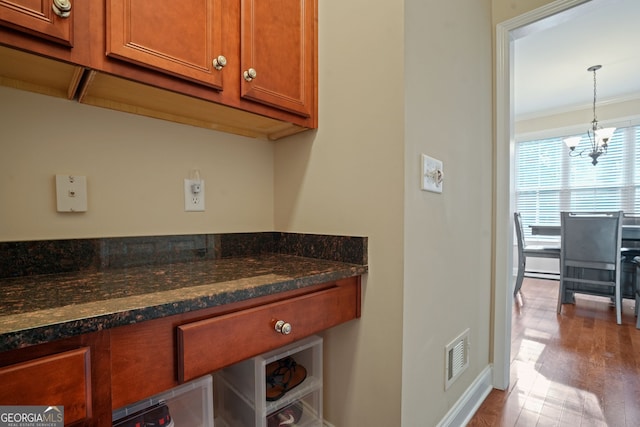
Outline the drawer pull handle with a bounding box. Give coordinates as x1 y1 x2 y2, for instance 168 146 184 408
274 320 292 335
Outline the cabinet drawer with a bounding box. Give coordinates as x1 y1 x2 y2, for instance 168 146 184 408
0 347 91 425
177 279 358 382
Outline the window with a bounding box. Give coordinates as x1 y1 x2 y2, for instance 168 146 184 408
515 125 640 240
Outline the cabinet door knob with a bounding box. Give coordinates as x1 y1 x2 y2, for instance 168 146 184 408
243 68 257 82
274 320 292 335
52 0 71 18
212 55 227 70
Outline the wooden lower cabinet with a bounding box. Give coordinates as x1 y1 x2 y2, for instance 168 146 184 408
0 276 361 425
0 331 112 427
112 277 360 410
177 279 358 382
0 348 90 425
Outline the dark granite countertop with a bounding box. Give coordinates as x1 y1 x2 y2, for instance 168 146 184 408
0 233 368 352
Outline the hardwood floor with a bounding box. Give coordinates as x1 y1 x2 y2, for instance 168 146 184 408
468 278 640 426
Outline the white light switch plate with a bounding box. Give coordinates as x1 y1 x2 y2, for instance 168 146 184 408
56 175 88 212
421 154 443 193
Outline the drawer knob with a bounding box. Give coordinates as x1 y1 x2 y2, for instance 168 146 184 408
274 320 292 335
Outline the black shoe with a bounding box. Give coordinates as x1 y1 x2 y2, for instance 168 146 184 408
114 414 145 427
143 403 175 427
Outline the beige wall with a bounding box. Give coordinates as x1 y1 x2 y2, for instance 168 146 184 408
275 0 495 425
274 0 406 424
492 0 563 25
402 0 493 425
0 87 274 241
516 98 640 137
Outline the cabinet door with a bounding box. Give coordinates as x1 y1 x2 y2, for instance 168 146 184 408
106 0 225 90
240 0 316 117
0 0 73 46
0 347 91 426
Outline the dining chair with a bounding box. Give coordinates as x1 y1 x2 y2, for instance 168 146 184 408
513 212 561 298
622 213 640 328
557 211 624 324
621 213 640 299
635 262 640 329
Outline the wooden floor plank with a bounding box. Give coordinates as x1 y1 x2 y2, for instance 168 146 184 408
468 278 640 426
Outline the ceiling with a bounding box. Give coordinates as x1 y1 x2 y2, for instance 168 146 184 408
514 0 640 120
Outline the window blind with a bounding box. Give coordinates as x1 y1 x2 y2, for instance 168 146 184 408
515 125 640 241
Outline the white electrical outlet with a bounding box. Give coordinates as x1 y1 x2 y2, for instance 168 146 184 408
184 179 205 212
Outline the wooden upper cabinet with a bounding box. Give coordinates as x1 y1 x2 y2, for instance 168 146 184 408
0 0 74 46
0 0 318 138
240 0 316 118
106 0 225 90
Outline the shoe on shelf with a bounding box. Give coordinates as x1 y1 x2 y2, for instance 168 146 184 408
267 402 304 427
143 403 175 427
114 414 145 427
265 356 307 401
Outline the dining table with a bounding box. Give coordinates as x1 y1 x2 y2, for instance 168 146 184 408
530 224 640 241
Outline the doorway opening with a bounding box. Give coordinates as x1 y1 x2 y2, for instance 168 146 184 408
493 0 614 390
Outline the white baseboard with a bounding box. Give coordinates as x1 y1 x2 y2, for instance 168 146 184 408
436 365 493 427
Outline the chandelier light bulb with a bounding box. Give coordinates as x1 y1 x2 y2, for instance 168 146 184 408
564 136 581 151
595 127 616 144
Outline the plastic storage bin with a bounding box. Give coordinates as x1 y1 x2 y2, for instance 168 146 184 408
113 375 214 427
215 335 323 427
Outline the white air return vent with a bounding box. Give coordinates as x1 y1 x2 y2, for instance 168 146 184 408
445 328 470 390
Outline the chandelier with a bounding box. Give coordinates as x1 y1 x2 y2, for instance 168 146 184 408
563 65 616 166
